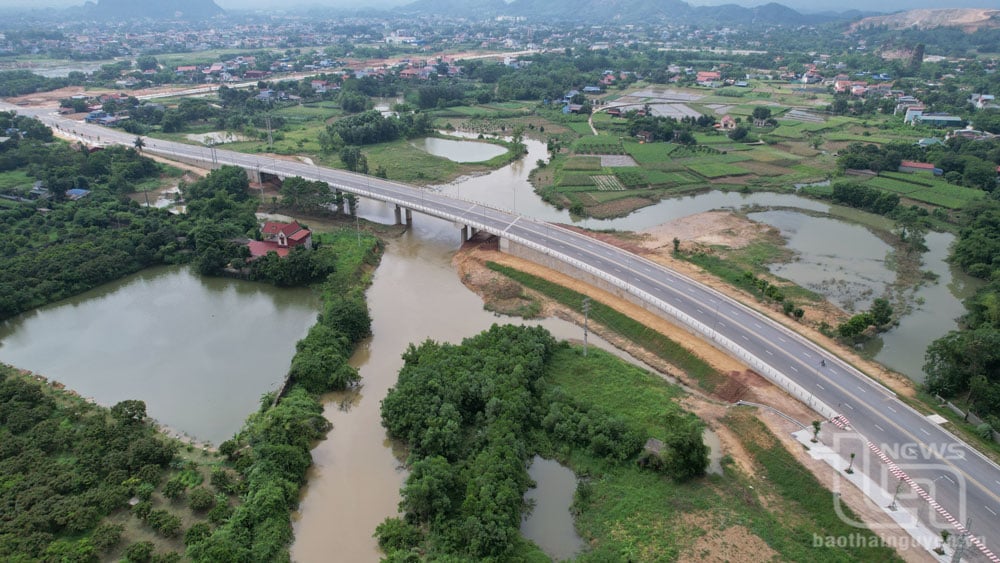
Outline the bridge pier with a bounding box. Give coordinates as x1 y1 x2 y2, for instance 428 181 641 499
460 225 481 243
246 166 262 184
394 205 413 226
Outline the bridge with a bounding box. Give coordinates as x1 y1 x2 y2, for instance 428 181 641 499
10 105 1000 561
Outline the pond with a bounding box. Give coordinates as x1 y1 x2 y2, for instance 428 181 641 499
0 265 319 445
863 230 983 382
521 456 585 561
747 209 895 312
417 136 508 163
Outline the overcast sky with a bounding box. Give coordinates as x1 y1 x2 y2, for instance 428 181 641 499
1 0 992 13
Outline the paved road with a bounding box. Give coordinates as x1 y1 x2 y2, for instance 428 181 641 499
10 106 1000 560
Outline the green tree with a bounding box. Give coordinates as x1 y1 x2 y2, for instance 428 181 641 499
123 541 154 563
184 522 212 547
136 55 159 71
871 298 893 327
751 106 772 121
163 476 187 500
399 455 456 525
188 487 216 512
660 414 710 481
111 399 147 424
375 518 423 553
91 522 125 551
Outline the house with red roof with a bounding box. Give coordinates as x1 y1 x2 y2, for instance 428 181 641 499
248 221 312 258
696 71 721 86
898 161 942 175
717 115 737 130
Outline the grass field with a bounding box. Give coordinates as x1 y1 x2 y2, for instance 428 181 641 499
573 135 623 155
558 172 596 187
623 141 676 164
0 170 34 193
563 156 602 170
862 174 985 209
567 121 595 136
686 161 749 178
536 343 902 562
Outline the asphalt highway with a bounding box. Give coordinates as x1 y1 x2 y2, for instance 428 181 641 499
9 105 999 560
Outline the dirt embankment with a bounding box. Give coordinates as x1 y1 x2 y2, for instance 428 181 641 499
452 212 930 561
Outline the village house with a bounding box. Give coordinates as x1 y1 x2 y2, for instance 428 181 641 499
913 113 964 128
717 115 737 131
898 161 942 175
248 221 312 258
696 70 721 87
970 94 999 111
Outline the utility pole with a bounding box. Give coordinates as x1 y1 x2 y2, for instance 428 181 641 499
582 297 591 356
951 519 971 563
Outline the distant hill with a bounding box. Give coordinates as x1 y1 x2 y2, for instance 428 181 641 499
80 0 223 20
399 0 853 25
851 8 1000 32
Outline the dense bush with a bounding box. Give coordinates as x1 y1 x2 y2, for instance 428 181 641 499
831 181 900 215
379 325 557 559
0 366 176 560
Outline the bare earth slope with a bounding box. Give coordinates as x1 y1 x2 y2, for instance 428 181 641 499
851 8 1000 32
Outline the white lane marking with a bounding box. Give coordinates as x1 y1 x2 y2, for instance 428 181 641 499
718 321 726 328
995 480 1000 487
942 474 956 485
886 406 897 414
674 297 682 303
857 386 866 393
686 287 696 294
844 403 854 410
874 424 885 432
790 366 799 373
730 310 740 316
696 308 704 314
765 349 773 356
920 428 930 436
754 322 763 329
778 336 787 343
803 351 812 358
741 335 750 342
987 506 998 517
816 383 825 390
